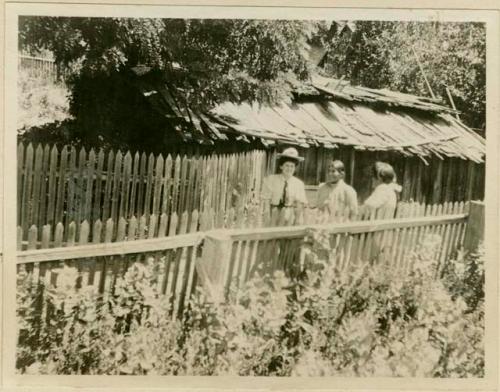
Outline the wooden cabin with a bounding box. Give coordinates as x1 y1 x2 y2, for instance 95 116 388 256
132 70 485 205
18 49 485 207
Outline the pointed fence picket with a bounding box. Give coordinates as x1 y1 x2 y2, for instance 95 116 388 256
18 200 469 253
17 142 269 244
16 199 481 325
18 209 203 250
205 202 472 302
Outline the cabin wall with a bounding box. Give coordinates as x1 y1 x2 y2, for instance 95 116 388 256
156 142 484 205
268 146 484 205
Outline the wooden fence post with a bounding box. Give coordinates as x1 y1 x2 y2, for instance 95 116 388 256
196 230 233 303
463 201 485 253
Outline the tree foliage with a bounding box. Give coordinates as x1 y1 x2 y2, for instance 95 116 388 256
322 21 486 131
19 17 322 109
19 16 328 149
18 18 486 149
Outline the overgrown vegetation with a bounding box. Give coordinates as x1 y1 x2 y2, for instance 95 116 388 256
17 233 484 377
17 69 71 133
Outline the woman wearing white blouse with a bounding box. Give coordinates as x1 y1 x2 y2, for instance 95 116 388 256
261 147 307 226
363 161 403 264
316 160 358 222
363 161 402 219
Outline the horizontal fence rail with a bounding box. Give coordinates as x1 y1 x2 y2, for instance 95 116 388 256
17 232 203 264
18 232 202 320
17 199 468 251
18 202 484 315
200 208 470 302
228 213 468 240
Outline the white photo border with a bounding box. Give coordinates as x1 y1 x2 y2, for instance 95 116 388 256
2 2 499 390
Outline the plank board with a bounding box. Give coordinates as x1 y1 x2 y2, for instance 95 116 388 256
92 150 105 222
136 152 148 217
186 158 197 213
171 156 182 215
151 154 164 218
192 158 202 211
128 152 141 219
110 151 123 228
84 149 96 225
17 144 25 227
120 152 133 220
101 150 115 222
21 143 34 234
66 146 78 227
178 155 189 214
75 147 87 226
37 145 51 229
30 145 44 231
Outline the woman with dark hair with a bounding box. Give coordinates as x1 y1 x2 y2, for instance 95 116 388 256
362 161 403 264
317 159 358 222
363 161 402 219
261 147 307 225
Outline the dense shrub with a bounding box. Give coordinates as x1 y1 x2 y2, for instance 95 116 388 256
441 244 485 313
17 233 484 377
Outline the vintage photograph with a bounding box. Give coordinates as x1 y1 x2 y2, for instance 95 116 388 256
13 13 487 378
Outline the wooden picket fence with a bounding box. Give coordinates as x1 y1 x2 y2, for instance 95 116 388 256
17 202 482 317
17 207 258 251
17 142 268 243
17 232 203 319
19 54 68 82
17 200 470 251
198 201 478 302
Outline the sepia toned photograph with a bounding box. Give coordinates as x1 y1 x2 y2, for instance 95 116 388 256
8 6 492 382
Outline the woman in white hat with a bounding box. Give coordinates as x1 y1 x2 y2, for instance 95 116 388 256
261 147 308 226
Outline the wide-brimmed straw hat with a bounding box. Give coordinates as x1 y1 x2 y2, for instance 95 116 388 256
276 147 304 163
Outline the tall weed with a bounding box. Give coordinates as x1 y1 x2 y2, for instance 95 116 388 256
17 234 484 377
